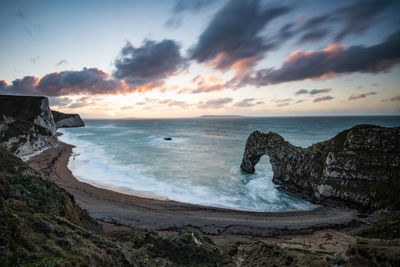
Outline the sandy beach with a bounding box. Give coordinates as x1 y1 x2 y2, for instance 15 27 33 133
28 141 360 238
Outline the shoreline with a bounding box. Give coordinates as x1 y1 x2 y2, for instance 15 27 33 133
28 141 360 238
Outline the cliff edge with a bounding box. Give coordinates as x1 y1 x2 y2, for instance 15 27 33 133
241 125 400 212
0 95 57 159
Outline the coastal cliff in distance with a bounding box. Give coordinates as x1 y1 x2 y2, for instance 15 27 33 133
52 110 85 128
0 95 57 159
241 125 400 212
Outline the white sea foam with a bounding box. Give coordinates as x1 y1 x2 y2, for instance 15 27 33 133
58 123 314 212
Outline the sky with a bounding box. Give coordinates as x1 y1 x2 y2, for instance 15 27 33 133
1 0 400 118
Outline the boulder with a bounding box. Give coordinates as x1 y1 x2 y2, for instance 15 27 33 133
241 125 400 212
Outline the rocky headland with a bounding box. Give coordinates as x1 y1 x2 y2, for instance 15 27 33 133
0 95 57 160
0 95 84 160
52 110 85 128
241 125 400 212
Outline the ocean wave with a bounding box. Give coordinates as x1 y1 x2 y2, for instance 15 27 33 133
57 126 313 212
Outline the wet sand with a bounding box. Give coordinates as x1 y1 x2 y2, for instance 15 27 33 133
28 142 360 238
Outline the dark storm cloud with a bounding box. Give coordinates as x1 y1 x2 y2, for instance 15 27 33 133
0 80 8 91
198 97 233 109
296 15 333 43
190 0 291 70
38 68 124 96
313 96 334 102
248 29 400 86
348 91 377 100
2 76 39 95
334 0 395 41
166 0 218 29
294 0 396 43
113 40 185 88
233 98 263 108
1 68 125 96
298 29 329 44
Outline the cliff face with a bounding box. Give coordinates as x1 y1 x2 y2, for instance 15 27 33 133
0 95 57 159
52 110 85 128
241 125 400 211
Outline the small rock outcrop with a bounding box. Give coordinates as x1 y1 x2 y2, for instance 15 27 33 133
0 95 57 159
241 125 400 211
52 110 85 128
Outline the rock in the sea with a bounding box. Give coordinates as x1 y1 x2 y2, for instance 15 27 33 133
0 95 57 159
52 110 85 128
241 125 400 211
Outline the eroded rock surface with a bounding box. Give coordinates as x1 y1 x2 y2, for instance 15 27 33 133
0 95 57 159
52 110 85 128
241 125 400 211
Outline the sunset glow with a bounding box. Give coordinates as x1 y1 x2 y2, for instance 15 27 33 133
1 0 399 118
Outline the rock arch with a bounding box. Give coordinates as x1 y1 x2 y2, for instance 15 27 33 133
240 125 400 211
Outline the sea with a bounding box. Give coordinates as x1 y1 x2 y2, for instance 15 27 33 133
58 116 400 212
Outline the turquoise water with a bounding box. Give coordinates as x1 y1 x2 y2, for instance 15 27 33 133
58 116 400 212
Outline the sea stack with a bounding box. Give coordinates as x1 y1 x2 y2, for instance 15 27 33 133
241 124 400 211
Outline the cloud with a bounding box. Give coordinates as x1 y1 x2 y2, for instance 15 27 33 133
309 88 331 95
172 0 217 14
233 98 263 108
348 91 377 100
113 40 185 90
49 97 73 107
334 0 395 41
49 96 97 109
277 103 290 107
298 28 330 44
190 0 290 71
0 80 8 91
249 29 400 86
168 100 190 108
1 68 126 96
382 95 400 102
294 88 331 95
198 97 233 109
314 96 334 102
56 59 68 66
187 74 226 93
294 89 308 95
166 0 217 29
293 0 395 43
272 98 292 103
